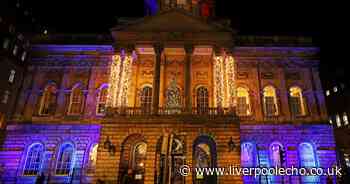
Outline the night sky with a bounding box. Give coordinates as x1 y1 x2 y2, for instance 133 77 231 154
4 0 345 84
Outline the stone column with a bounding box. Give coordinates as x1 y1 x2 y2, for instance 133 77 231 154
152 44 163 115
23 68 44 119
184 45 193 113
14 67 34 119
55 68 70 117
84 66 97 118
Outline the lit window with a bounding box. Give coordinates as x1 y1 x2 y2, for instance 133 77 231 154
345 154 350 168
140 86 152 114
21 51 27 61
56 143 74 175
68 85 84 115
326 90 330 96
13 45 18 56
289 87 307 116
263 86 278 116
329 118 333 125
23 143 44 176
336 114 342 127
87 144 98 173
3 38 10 49
96 86 108 115
8 70 16 83
132 142 147 171
333 86 338 93
196 87 209 114
299 143 319 182
270 143 284 167
1 90 10 104
241 142 255 167
343 113 349 126
236 87 251 116
39 84 57 116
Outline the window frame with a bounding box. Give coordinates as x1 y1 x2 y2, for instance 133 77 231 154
23 143 44 176
262 86 279 117
55 143 75 176
67 85 85 116
196 86 209 114
96 85 108 116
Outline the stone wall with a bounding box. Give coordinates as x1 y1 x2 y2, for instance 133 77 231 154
0 124 100 184
95 119 242 184
240 124 337 184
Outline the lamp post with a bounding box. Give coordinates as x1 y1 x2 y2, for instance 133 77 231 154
104 136 116 156
228 137 236 152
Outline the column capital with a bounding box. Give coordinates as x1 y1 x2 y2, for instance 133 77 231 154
214 46 231 56
115 44 135 53
184 44 194 54
153 43 164 55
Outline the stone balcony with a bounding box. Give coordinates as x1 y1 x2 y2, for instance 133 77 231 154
104 107 239 123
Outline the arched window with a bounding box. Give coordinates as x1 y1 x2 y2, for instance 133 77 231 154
132 142 147 171
299 143 319 182
269 142 284 167
87 144 98 173
241 142 255 167
118 134 146 183
193 136 217 184
289 87 307 116
23 143 44 176
140 86 152 114
39 84 57 116
56 143 74 175
263 86 279 116
197 87 209 114
68 85 84 115
236 87 251 116
96 86 108 115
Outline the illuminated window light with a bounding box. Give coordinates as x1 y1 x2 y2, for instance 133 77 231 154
329 118 333 125
336 114 341 127
1 91 10 104
333 86 338 93
8 70 16 83
3 38 10 49
326 90 330 96
345 154 350 168
343 113 349 126
21 52 27 61
13 45 18 56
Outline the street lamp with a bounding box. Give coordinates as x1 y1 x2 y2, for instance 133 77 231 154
228 137 236 152
104 136 116 156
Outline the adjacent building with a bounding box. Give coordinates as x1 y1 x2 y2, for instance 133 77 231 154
0 0 336 184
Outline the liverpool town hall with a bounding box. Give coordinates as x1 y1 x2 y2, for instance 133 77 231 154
0 0 336 184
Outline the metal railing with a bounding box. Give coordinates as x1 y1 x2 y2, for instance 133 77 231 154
106 107 237 117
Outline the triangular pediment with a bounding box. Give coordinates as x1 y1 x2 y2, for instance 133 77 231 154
111 10 232 33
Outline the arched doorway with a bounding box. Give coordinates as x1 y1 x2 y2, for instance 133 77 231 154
155 134 186 184
193 135 217 184
118 134 147 184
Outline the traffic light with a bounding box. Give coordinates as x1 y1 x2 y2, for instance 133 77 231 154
279 145 286 166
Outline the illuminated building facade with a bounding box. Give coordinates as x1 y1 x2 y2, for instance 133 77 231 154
0 0 336 183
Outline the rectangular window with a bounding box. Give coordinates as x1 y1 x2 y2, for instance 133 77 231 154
21 51 27 61
8 70 16 83
3 38 10 49
13 45 18 56
290 97 302 116
2 91 10 104
265 97 276 116
237 97 248 116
